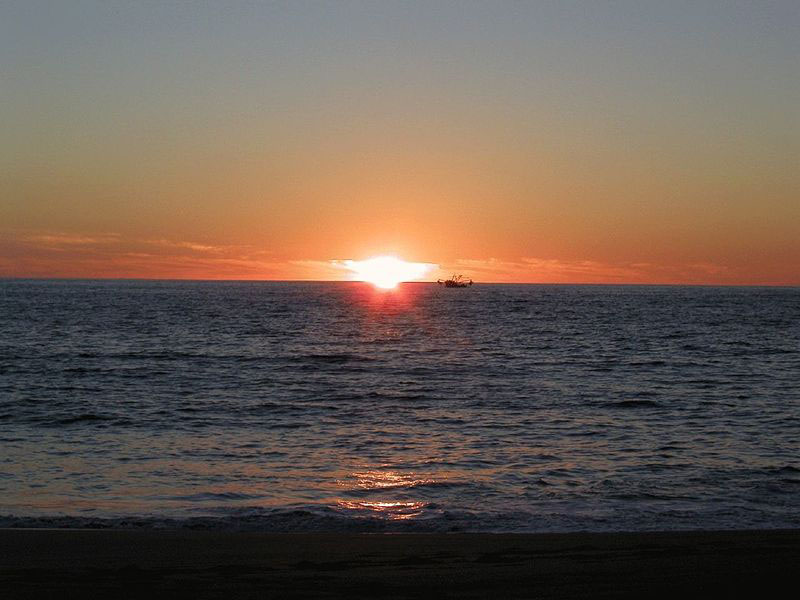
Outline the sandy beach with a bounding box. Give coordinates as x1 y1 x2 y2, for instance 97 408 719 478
1 529 798 598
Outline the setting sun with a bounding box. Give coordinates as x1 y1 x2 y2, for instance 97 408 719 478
341 256 436 289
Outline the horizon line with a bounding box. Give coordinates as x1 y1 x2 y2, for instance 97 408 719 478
1 276 797 288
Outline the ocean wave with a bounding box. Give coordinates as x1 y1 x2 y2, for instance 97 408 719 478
168 492 267 502
294 353 376 365
52 413 115 425
3 502 799 533
0 507 479 533
604 400 661 409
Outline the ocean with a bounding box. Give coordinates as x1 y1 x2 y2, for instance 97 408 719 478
1 280 798 532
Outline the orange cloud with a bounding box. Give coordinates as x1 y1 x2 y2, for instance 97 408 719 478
433 257 738 285
0 231 794 285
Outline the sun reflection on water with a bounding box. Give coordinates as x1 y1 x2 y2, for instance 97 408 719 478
335 470 436 520
336 500 428 520
349 470 436 490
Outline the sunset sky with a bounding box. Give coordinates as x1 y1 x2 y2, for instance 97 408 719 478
2 1 798 284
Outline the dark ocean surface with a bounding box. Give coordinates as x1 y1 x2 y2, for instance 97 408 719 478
1 280 798 532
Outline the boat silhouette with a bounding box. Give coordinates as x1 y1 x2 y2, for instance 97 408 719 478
437 274 473 288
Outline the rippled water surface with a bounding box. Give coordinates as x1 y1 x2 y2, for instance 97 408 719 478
1 280 798 531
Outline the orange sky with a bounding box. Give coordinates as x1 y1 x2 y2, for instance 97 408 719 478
2 3 798 285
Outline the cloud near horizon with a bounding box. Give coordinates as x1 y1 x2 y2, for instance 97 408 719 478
1 230 785 285
445 258 738 285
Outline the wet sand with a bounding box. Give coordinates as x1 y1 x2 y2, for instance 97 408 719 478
1 529 798 598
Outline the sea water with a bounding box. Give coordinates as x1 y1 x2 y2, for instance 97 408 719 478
1 280 798 531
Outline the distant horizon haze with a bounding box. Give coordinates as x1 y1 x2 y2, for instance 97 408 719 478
1 274 798 288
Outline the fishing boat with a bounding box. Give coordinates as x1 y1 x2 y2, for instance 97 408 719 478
437 274 473 287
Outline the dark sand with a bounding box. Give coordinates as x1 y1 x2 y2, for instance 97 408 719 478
2 529 798 598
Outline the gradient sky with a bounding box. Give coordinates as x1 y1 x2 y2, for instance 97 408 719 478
2 1 798 284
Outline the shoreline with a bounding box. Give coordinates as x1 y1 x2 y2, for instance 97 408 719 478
2 529 798 598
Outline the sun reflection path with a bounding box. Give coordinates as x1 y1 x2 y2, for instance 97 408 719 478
336 500 428 520
350 470 436 490
335 470 436 520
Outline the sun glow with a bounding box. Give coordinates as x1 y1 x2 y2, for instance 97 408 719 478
341 256 436 289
